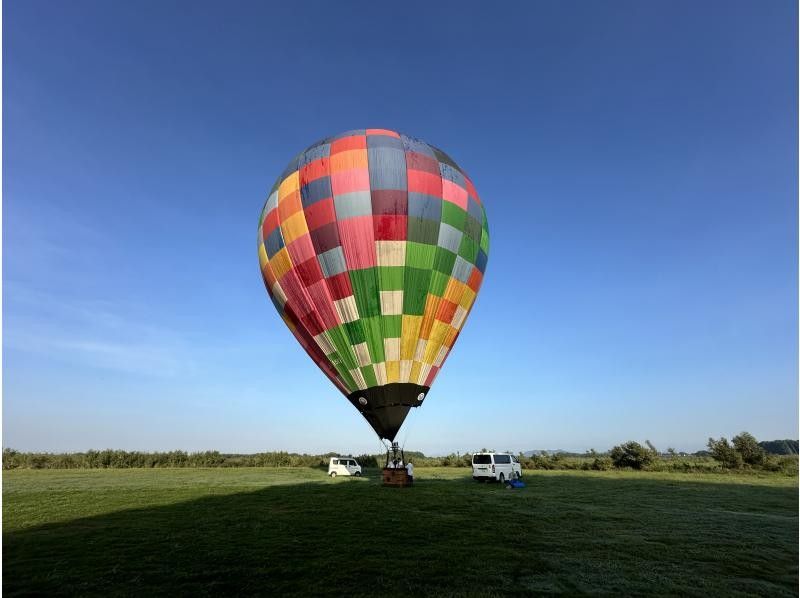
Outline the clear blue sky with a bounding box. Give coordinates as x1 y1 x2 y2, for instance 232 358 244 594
3 0 797 455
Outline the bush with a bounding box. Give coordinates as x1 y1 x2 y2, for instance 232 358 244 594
761 455 799 475
707 437 743 469
609 441 657 470
591 456 613 471
708 432 770 469
732 432 766 466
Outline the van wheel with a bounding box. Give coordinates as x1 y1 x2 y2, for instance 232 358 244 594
498 473 505 484
330 472 336 478
354 471 361 477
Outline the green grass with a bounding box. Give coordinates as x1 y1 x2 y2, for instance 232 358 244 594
4 467 797 596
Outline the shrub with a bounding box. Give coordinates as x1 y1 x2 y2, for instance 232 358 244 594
761 455 799 475
732 432 766 466
526 452 557 470
591 456 613 471
707 437 743 469
609 441 657 470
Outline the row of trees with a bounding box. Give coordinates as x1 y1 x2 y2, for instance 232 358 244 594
1 449 380 470
419 434 797 473
3 432 796 473
593 433 796 473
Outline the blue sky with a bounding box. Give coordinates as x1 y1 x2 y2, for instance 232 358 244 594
3 0 797 455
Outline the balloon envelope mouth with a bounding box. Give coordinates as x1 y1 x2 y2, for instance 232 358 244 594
348 383 430 441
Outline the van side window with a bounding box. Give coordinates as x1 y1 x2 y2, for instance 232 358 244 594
495 455 511 464
333 459 339 465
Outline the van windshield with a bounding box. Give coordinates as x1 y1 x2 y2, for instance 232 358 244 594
473 454 492 464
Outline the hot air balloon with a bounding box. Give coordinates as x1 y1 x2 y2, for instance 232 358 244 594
257 129 489 443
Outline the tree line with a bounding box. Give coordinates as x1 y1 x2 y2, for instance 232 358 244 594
579 432 797 474
3 432 797 473
0 449 369 470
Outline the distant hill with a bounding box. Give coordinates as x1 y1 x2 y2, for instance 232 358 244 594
759 440 799 455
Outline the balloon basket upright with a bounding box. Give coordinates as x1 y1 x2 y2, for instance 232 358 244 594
382 467 411 487
382 441 412 488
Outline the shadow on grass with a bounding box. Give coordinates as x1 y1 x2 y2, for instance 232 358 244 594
4 472 797 597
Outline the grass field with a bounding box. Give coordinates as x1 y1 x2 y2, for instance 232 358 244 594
3 467 797 596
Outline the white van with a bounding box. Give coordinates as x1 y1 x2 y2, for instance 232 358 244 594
328 457 362 477
472 453 522 483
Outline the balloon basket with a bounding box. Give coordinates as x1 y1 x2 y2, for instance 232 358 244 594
382 441 413 487
382 468 412 487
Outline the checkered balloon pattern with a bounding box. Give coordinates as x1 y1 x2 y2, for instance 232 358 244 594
257 129 489 416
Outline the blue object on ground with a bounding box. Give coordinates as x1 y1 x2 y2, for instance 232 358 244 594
508 479 526 488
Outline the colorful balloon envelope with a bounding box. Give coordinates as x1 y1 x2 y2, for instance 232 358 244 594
257 129 489 440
